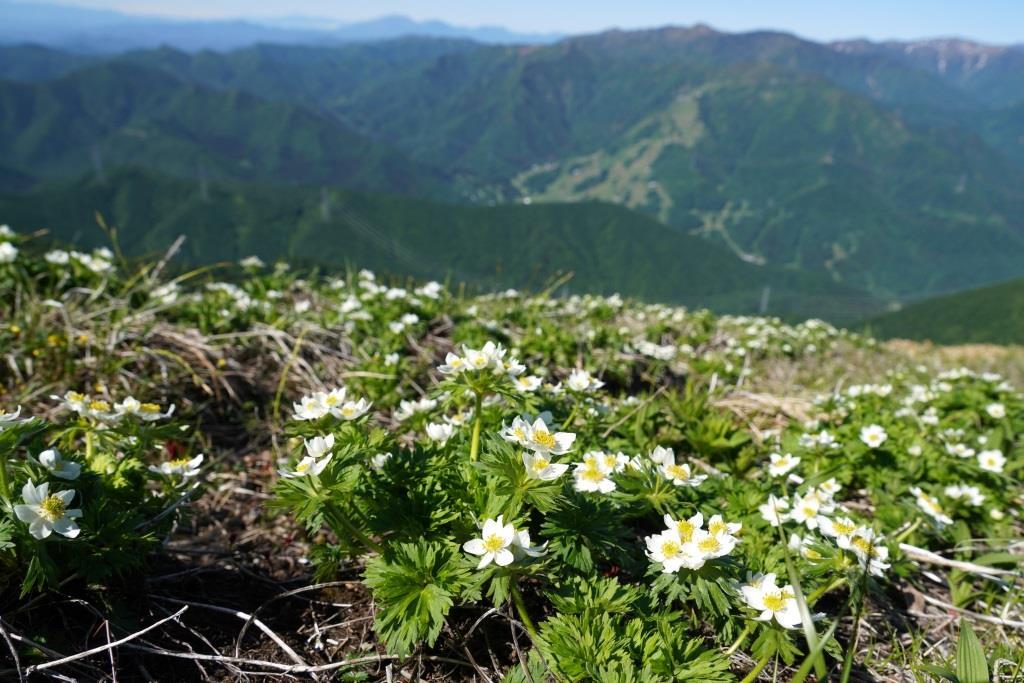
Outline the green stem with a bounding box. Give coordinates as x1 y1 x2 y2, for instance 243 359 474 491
0 452 11 503
326 503 384 555
510 582 539 641
726 622 753 656
740 653 771 683
839 567 871 683
894 517 923 543
806 576 846 605
469 390 483 463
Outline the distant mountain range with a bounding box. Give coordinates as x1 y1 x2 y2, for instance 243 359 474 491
0 1 563 52
1 22 1024 333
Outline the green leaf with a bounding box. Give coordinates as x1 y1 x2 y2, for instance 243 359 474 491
955 619 989 683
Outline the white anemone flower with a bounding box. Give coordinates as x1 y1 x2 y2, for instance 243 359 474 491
644 529 701 573
663 512 703 543
0 405 24 429
985 403 1006 419
332 398 372 421
572 455 616 493
303 434 334 460
149 454 204 479
653 448 706 488
759 494 789 527
788 493 825 530
370 452 393 471
740 573 802 629
36 449 82 481
426 422 454 444
463 515 516 569
438 352 466 375
511 528 547 560
910 486 953 525
14 481 82 539
523 417 575 456
279 453 332 479
293 395 328 421
978 449 1006 473
768 452 800 477
513 375 542 393
859 424 888 449
0 242 18 263
566 369 604 393
522 452 569 481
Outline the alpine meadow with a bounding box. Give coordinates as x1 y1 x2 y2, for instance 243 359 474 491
1 2 1023 681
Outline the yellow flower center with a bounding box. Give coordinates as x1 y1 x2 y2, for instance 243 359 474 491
324 395 339 406
675 520 695 542
473 356 488 367
532 457 550 472
666 463 690 480
341 405 356 417
482 534 506 553
762 592 787 611
533 430 556 449
140 403 161 413
170 457 191 468
40 495 67 522
709 519 727 535
851 536 880 557
802 505 817 518
296 460 311 473
89 400 110 412
660 540 682 558
68 392 85 402
698 536 721 554
581 464 605 482
834 520 856 535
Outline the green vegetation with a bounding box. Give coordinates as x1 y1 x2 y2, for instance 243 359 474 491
865 277 1024 344
0 168 881 322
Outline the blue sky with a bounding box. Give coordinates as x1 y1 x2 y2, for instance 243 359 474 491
23 0 1024 43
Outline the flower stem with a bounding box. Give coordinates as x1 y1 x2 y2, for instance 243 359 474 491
739 653 771 683
726 622 753 656
806 576 846 604
326 502 384 555
469 390 483 463
510 582 539 641
0 452 10 502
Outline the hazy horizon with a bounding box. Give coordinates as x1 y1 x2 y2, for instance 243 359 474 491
4 0 1023 45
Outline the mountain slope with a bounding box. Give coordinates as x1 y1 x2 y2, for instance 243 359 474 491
93 33 1024 300
864 278 1024 344
0 168 882 322
0 61 455 197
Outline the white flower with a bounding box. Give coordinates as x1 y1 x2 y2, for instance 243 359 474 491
14 481 82 539
978 449 1006 473
331 398 372 421
986 403 1006 419
788 493 825 530
279 453 332 479
944 484 985 507
859 424 888 449
910 486 953 525
36 449 82 481
706 514 742 539
370 452 393 471
239 255 265 269
0 242 18 263
438 351 466 375
513 375 542 393
511 528 547 560
573 454 616 493
663 511 704 542
0 224 13 237
45 249 70 264
522 452 569 481
759 494 789 527
566 369 604 393
652 447 706 487
522 416 575 456
0 405 24 429
768 452 800 477
426 422 454 444
946 442 976 459
303 434 335 460
740 573 802 629
384 352 400 366
463 515 516 569
844 528 891 576
645 529 701 572
818 516 858 545
149 454 204 479
293 394 328 421
53 391 89 414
